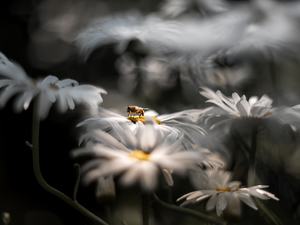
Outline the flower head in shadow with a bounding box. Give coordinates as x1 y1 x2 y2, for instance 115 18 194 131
177 169 279 217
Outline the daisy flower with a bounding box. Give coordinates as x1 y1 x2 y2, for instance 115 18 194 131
177 169 279 217
199 87 300 131
77 106 207 148
200 87 273 118
72 116 210 190
198 87 285 129
0 52 106 119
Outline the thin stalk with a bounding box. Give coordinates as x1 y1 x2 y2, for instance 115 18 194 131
167 186 173 204
152 193 227 225
105 205 113 225
73 163 81 203
30 100 109 225
142 193 151 225
231 128 250 156
247 125 257 187
254 198 284 225
246 125 283 225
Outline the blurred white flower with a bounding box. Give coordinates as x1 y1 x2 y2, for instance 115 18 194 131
73 116 210 190
0 52 106 119
225 0 300 62
186 52 252 91
77 106 207 147
116 54 178 99
159 0 229 18
76 11 180 58
177 169 279 217
76 8 251 59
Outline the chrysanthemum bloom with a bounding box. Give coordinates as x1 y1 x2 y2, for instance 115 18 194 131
0 53 106 119
177 169 279 217
73 116 211 190
77 106 207 148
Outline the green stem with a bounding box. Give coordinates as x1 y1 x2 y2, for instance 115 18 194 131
254 198 284 225
30 100 109 225
105 205 113 225
142 193 151 225
152 193 226 225
231 127 250 155
247 125 257 187
73 163 81 203
246 125 283 225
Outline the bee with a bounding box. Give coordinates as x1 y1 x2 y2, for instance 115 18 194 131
126 106 149 117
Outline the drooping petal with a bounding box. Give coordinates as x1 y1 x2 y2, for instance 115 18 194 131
206 194 218 211
238 193 257 210
217 192 227 213
13 90 37 112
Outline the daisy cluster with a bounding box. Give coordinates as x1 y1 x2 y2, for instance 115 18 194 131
3 0 300 224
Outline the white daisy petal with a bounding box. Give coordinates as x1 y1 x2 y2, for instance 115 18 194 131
217 192 227 211
232 92 241 105
238 193 258 210
162 169 174 186
140 161 158 190
196 194 211 202
236 96 250 116
186 191 206 200
120 164 141 187
206 194 218 211
177 191 200 202
13 90 37 113
249 96 258 106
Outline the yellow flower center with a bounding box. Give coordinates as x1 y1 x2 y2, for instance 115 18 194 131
49 83 59 90
126 115 161 124
216 187 240 192
129 150 150 161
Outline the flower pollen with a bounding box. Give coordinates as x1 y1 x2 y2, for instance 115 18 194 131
126 115 161 124
216 187 240 192
129 150 150 161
